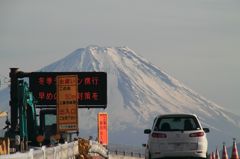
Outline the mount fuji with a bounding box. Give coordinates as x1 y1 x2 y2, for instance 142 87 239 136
0 45 240 151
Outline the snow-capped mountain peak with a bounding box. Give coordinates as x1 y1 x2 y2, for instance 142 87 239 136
1 45 240 150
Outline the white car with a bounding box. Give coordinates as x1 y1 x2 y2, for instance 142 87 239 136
144 114 209 159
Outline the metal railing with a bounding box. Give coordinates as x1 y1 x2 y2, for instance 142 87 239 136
0 141 79 159
108 144 144 158
0 139 147 159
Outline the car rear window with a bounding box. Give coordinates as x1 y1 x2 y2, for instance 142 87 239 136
154 116 201 131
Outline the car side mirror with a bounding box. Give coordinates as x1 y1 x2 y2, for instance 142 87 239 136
144 129 151 134
142 144 147 147
203 128 210 133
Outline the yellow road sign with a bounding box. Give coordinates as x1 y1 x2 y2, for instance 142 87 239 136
56 75 78 132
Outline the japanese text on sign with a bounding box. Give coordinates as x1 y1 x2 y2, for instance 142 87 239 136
57 75 78 132
29 72 107 108
98 112 108 146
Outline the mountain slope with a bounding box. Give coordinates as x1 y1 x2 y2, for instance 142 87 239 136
1 45 240 151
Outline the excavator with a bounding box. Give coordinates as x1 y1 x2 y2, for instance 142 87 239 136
3 68 106 152
4 68 61 152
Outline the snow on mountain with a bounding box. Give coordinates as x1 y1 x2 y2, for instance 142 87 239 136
0 45 240 151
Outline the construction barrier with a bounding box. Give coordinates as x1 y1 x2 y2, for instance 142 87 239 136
212 151 215 159
222 143 229 159
215 148 220 159
0 138 10 155
78 138 91 159
0 141 79 159
208 139 239 159
78 138 108 159
0 138 109 159
89 140 108 158
231 139 239 159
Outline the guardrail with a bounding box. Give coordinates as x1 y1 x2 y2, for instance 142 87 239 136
0 138 10 155
108 144 144 158
0 139 110 159
0 141 79 159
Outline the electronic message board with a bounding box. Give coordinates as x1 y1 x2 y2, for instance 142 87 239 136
29 72 107 108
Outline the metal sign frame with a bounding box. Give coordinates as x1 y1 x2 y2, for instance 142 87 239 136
29 72 107 108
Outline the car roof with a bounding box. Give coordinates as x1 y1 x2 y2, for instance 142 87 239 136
156 114 198 118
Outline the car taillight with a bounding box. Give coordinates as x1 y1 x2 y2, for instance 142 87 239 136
189 132 204 137
152 133 167 138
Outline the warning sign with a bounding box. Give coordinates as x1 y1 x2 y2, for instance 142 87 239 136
29 72 107 108
57 75 78 132
98 112 108 145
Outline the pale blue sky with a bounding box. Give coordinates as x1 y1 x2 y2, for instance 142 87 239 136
0 0 240 113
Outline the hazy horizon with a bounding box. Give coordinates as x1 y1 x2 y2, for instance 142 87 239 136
0 0 240 114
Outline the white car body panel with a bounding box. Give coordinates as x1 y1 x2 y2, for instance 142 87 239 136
145 114 208 159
